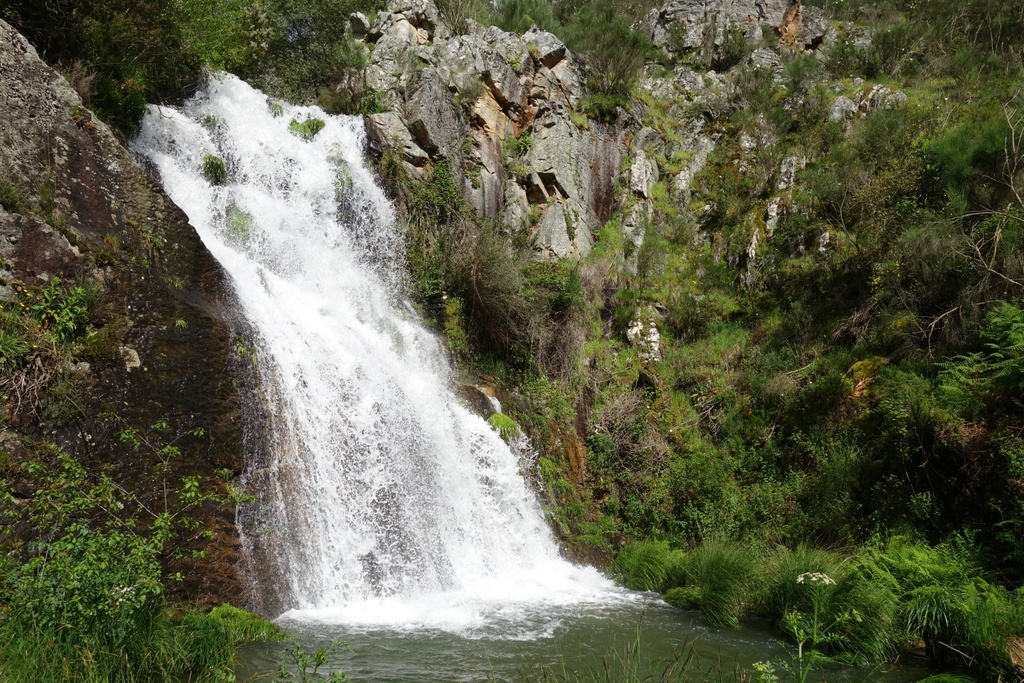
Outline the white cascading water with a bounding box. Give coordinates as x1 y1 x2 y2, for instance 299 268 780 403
133 74 619 631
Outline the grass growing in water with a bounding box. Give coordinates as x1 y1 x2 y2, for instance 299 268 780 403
202 154 228 185
610 540 682 592
679 542 756 629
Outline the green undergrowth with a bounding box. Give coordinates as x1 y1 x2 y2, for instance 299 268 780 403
611 538 1024 679
0 443 282 682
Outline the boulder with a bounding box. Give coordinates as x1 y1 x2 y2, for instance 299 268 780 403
651 0 790 52
442 32 529 114
857 84 908 112
828 95 857 121
631 126 664 156
630 151 658 199
466 127 505 218
797 5 834 48
672 135 716 201
366 112 430 167
750 47 783 73
407 69 465 167
776 155 805 191
370 0 448 42
350 12 370 38
532 202 592 260
525 109 586 202
503 180 531 229
522 27 567 68
626 309 662 363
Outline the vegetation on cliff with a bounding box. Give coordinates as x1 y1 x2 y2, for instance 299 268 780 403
4 0 1024 679
374 0 1024 678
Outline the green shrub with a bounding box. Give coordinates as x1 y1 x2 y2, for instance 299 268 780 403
436 0 489 34
561 0 653 97
922 110 1012 194
0 178 25 213
202 154 228 185
583 94 622 124
759 547 901 663
25 277 94 344
493 0 560 35
502 132 533 160
0 448 241 682
664 585 701 610
488 412 520 440
443 218 533 357
863 538 1024 675
5 0 205 135
710 27 750 72
252 0 386 104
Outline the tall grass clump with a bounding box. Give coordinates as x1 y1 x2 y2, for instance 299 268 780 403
678 541 756 628
756 546 845 618
610 540 681 591
744 546 902 664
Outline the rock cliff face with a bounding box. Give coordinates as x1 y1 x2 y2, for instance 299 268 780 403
361 0 625 260
644 0 834 54
361 0 835 264
0 20 247 604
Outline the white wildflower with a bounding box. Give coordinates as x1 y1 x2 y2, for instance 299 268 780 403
796 571 835 586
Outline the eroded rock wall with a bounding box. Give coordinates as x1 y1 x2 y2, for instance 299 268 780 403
0 19 247 604
362 2 626 260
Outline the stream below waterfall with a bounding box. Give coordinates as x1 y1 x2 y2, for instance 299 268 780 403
234 599 933 682
133 74 934 683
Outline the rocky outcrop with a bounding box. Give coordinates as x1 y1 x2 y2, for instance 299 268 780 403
360 0 625 261
644 0 834 56
359 0 844 266
0 20 245 604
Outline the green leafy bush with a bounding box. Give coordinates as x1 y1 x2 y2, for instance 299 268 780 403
24 277 94 344
0 447 254 682
583 93 622 124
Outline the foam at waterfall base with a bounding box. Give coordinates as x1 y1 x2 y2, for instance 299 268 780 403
279 563 636 636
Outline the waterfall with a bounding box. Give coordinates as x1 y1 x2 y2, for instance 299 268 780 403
133 74 616 630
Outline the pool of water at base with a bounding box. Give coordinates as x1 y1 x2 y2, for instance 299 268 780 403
234 597 935 682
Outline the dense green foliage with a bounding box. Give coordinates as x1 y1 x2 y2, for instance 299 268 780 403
0 0 385 133
0 443 281 682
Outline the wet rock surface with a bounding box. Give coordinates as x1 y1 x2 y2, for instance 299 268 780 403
0 19 246 605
